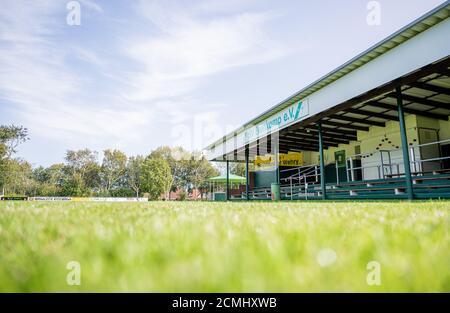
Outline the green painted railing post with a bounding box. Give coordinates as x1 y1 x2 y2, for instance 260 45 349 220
396 86 414 200
273 135 280 184
226 160 230 201
318 123 327 200
245 146 250 201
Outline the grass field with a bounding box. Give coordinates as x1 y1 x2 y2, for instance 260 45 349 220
0 200 449 292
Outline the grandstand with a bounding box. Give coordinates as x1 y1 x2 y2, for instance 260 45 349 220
204 2 450 200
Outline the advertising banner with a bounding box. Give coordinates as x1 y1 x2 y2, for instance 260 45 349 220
254 152 304 171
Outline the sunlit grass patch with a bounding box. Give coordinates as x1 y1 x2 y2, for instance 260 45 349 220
0 200 449 292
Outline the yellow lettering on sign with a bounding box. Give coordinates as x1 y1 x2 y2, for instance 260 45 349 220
280 152 303 167
254 152 303 170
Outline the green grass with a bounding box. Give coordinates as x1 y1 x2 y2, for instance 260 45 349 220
0 200 449 292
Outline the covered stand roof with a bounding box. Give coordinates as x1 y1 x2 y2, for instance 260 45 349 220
205 2 450 161
208 174 246 183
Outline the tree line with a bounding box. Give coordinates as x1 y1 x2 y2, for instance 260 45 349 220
1 125 221 200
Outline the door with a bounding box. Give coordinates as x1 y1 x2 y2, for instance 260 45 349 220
418 128 440 173
440 144 450 170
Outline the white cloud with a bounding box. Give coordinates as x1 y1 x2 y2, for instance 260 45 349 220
79 0 103 14
0 1 151 148
123 1 290 101
72 47 108 67
0 0 292 163
0 0 58 44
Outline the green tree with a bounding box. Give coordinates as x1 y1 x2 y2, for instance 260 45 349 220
126 155 144 198
147 147 219 200
33 166 51 183
2 158 34 195
46 163 67 187
149 146 190 195
0 125 29 194
0 125 29 157
64 149 100 196
65 149 98 176
61 172 85 197
140 157 173 200
0 143 6 160
215 162 247 177
231 162 246 177
32 164 67 196
0 144 7 194
187 153 219 200
100 149 127 194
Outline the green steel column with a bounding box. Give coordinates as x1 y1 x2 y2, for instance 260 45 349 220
396 86 414 200
274 135 280 184
318 123 327 200
226 160 230 201
245 147 250 201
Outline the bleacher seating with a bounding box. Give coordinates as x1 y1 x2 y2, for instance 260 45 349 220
235 172 450 200
326 173 450 199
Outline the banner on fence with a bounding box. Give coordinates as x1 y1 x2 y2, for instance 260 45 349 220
254 152 304 171
89 197 148 202
28 197 148 202
30 197 72 201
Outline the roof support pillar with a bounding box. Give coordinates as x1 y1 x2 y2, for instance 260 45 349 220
273 134 280 184
245 145 250 201
226 160 230 201
396 87 414 200
318 123 327 200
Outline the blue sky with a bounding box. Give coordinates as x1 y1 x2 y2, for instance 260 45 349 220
0 0 446 166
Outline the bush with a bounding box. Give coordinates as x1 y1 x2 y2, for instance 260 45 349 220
178 190 187 201
110 188 136 197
